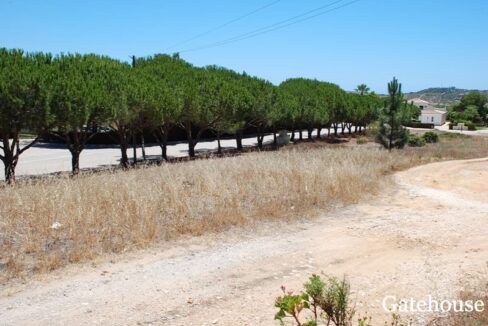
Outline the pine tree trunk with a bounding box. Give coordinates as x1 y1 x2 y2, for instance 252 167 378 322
154 126 171 161
3 160 16 185
307 128 313 140
188 140 195 157
217 131 222 154
257 126 264 149
120 141 129 169
65 132 85 176
317 127 322 139
118 130 129 168
1 135 16 184
160 132 168 161
132 133 137 165
141 133 146 161
186 123 196 158
1 133 39 184
70 149 81 175
235 130 243 151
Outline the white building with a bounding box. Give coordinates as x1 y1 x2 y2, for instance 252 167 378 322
420 108 447 126
409 98 448 126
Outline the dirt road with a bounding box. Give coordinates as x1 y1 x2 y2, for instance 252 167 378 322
1 158 487 325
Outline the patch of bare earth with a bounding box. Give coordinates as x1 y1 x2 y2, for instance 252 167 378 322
0 157 487 325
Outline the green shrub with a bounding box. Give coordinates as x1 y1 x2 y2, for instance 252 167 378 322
275 274 411 326
422 131 439 143
408 134 426 147
450 120 476 131
275 275 354 326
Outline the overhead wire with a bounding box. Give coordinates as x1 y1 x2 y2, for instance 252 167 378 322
175 0 361 53
165 0 283 51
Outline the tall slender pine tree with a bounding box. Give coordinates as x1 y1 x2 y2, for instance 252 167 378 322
376 77 409 150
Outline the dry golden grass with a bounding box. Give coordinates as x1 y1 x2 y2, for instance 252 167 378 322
1 132 488 282
428 279 488 326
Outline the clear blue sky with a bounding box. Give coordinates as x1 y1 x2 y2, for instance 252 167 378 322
1 0 487 92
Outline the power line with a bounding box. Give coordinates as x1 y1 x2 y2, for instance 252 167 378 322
177 0 359 53
165 0 283 51
199 0 346 47
176 0 361 53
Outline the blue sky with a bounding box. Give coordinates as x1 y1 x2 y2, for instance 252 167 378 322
1 0 487 92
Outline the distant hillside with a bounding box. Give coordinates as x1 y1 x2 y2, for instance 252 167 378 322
405 87 488 105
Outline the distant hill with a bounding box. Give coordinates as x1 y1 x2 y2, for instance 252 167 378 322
405 87 488 105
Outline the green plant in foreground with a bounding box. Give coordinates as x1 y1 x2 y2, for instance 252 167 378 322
275 274 411 326
275 287 313 326
275 274 354 326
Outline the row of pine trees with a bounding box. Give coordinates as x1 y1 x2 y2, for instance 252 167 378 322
0 48 413 184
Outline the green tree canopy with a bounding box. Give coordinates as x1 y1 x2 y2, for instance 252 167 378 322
355 83 370 95
135 54 187 160
457 92 488 121
0 48 52 183
50 54 115 174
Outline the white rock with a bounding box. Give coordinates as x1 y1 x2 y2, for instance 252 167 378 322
50 222 62 230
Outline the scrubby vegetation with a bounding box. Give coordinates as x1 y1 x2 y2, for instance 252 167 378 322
428 281 488 326
422 131 439 143
275 274 410 326
407 134 426 147
276 273 488 326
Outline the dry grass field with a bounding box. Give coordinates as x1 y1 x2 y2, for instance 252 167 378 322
429 281 488 326
1 133 488 282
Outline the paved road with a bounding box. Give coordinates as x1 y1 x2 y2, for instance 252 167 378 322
4 129 343 181
6 124 485 181
435 123 488 135
407 122 488 136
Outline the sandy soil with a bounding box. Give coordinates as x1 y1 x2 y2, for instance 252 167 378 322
1 158 487 325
